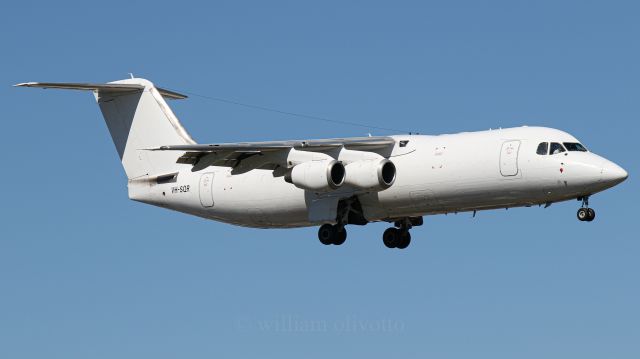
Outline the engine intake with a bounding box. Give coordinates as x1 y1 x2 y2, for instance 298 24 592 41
344 159 396 191
284 160 345 192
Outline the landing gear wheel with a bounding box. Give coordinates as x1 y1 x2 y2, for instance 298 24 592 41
577 208 588 221
333 227 347 245
577 196 596 222
577 207 596 222
318 224 347 245
383 227 400 248
318 224 335 245
396 231 411 249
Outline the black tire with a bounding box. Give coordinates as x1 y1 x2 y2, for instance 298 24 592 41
586 208 596 222
577 208 588 221
396 231 411 249
318 224 335 245
333 227 347 245
383 227 399 248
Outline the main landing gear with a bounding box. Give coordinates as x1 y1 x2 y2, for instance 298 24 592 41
317 216 423 249
318 224 347 245
316 196 423 249
577 196 596 222
383 227 411 249
382 217 423 249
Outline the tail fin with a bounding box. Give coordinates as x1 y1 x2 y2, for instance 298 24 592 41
15 78 195 179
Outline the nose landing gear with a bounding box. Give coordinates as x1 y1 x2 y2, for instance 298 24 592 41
577 196 596 222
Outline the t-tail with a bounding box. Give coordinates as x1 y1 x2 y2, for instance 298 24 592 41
15 78 195 182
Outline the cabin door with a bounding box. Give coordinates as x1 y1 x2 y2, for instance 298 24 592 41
500 140 520 176
199 173 215 207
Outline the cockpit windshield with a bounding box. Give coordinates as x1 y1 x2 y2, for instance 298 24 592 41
536 142 548 155
550 142 565 155
536 141 588 155
563 142 588 152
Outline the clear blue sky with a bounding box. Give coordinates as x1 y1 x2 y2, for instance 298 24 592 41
1 1 638 358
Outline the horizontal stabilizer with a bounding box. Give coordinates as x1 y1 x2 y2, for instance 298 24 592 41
14 81 187 100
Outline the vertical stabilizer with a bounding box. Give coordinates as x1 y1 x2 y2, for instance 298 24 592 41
95 78 195 179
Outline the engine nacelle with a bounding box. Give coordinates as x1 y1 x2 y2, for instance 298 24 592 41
344 159 396 191
284 160 345 192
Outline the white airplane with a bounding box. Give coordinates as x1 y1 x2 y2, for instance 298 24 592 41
16 78 628 249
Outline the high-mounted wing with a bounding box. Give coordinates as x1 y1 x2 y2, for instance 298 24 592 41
149 136 396 172
152 136 395 152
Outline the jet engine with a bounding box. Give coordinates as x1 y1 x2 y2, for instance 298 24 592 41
344 159 396 191
284 160 346 192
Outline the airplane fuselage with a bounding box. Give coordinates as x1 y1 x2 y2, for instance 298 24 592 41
131 126 627 228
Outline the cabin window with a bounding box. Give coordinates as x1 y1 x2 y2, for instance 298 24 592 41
563 142 588 152
536 142 549 155
550 142 566 155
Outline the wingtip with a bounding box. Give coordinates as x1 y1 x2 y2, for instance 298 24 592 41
14 82 36 87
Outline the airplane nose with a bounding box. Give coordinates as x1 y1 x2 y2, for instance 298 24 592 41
601 160 628 185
